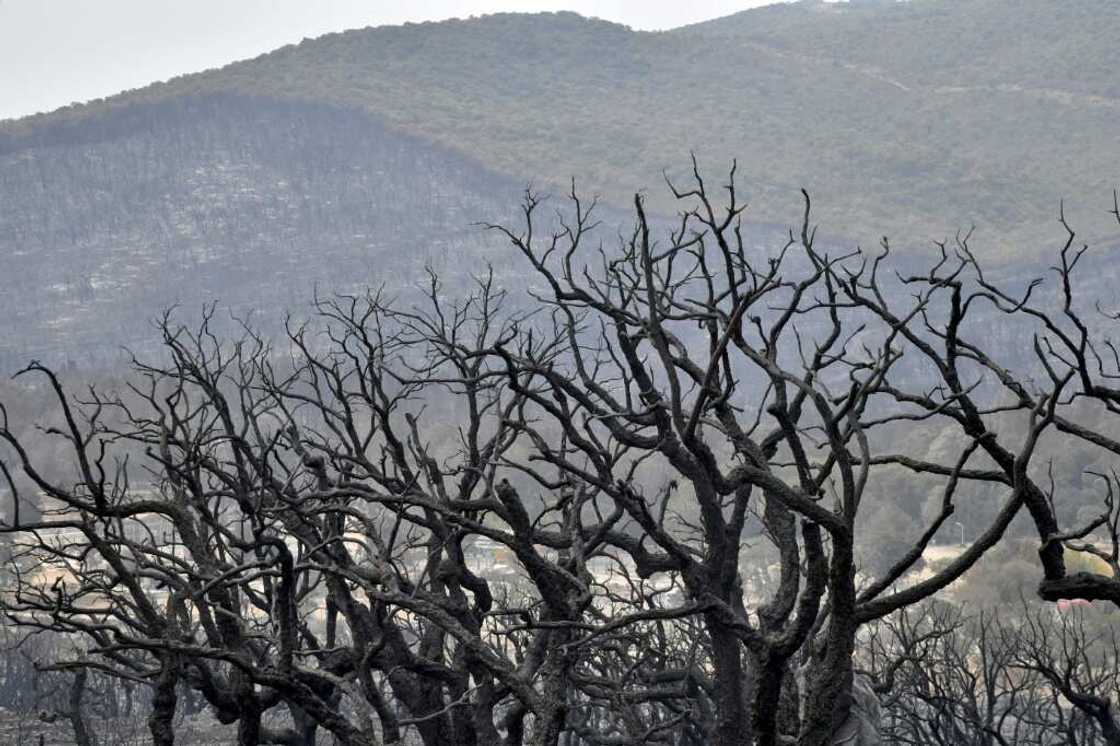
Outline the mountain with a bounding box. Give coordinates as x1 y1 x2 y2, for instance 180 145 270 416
1 0 1118 369
0 96 534 370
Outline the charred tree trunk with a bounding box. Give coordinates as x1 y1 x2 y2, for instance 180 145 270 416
707 617 750 746
528 629 573 746
67 669 98 746
746 652 788 746
148 656 180 746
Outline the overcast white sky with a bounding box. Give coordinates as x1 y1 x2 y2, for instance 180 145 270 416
0 0 790 121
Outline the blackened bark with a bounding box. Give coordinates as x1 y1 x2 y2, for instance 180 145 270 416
799 545 858 746
238 704 262 746
67 669 98 746
148 657 180 746
747 653 786 746
528 630 573 746
707 617 750 746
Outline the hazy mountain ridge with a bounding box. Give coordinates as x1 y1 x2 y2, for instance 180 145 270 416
2 0 1119 371
4 0 1118 256
682 0 1118 96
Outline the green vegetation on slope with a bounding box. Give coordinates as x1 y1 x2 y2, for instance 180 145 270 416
4 0 1119 256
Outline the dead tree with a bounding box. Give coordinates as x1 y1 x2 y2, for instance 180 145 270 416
1010 604 1120 745
2 162 1116 745
862 598 1120 745
942 192 1120 608
0 279 655 746
861 603 1055 746
477 160 1080 745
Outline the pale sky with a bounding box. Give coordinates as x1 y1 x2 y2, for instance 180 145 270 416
0 0 790 121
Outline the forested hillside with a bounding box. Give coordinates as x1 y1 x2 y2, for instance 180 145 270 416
3 0 1119 370
5 0 1118 253
0 96 530 370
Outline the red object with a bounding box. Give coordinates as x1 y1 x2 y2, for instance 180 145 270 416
1056 598 1093 611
